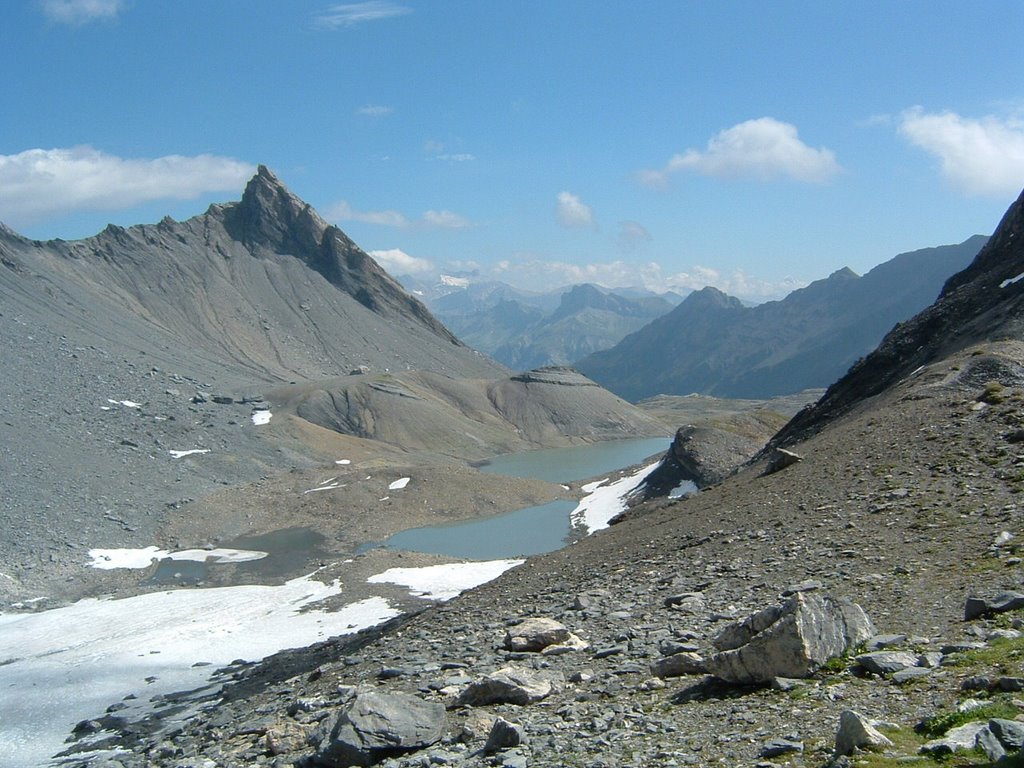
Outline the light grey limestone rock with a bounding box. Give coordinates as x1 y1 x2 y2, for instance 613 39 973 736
834 710 893 756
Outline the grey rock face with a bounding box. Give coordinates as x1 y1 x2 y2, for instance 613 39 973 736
833 710 893 756
707 593 874 684
990 718 1024 749
920 721 990 756
456 666 563 707
484 717 526 753
650 652 706 679
503 617 571 652
313 689 446 767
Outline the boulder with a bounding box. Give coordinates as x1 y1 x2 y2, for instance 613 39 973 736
484 717 526 753
706 593 874 684
834 710 893 756
854 651 920 676
503 618 570 652
456 666 563 707
650 652 707 679
990 718 1024 750
313 689 446 767
964 590 1024 620
920 721 990 756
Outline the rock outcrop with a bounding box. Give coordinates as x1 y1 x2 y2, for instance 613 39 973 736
707 593 874 684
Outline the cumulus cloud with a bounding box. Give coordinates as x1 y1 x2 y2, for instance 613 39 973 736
313 1 410 29
357 105 393 117
556 191 596 229
479 256 801 301
0 146 254 225
368 248 434 275
899 108 1024 197
326 200 470 229
40 0 125 24
640 117 841 187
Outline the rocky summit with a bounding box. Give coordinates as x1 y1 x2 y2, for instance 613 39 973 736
45 190 1024 767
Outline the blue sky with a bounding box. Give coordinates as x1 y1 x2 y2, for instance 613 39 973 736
2 1 1023 299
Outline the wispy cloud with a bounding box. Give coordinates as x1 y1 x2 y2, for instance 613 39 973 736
615 220 652 254
357 105 393 117
423 139 475 162
40 0 125 25
639 117 841 188
314 1 410 29
369 248 434 275
556 191 596 229
326 200 471 229
0 146 254 226
899 107 1024 198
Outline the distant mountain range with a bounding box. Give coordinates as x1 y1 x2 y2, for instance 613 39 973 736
575 236 988 401
404 277 682 370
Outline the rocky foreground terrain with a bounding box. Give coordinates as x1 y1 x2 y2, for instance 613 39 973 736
58 190 1024 767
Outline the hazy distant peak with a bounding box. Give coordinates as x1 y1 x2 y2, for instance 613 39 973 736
828 266 859 280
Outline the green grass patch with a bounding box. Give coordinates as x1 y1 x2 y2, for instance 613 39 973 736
917 699 1021 738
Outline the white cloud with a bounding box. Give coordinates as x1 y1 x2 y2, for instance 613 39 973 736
357 104 393 117
899 108 1024 197
422 209 470 228
368 248 434 275
556 191 596 229
40 0 124 24
326 201 471 229
470 256 802 301
435 153 476 162
0 146 254 226
640 117 841 187
326 200 411 228
616 220 652 253
314 1 411 29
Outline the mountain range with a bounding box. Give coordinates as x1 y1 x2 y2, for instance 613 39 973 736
575 236 988 401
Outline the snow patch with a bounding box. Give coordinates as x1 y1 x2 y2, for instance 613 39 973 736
1001 272 1024 288
251 410 272 425
106 398 141 409
388 477 411 490
368 559 524 602
0 578 400 768
304 478 345 494
169 449 210 459
571 461 661 533
88 546 268 570
335 459 351 465
440 274 469 288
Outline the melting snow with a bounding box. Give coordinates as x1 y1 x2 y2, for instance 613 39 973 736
388 477 411 490
169 449 210 459
571 460 662 533
335 459 351 465
251 410 272 425
304 477 345 494
106 398 142 409
0 577 399 768
88 546 268 570
367 559 525 602
1000 272 1024 288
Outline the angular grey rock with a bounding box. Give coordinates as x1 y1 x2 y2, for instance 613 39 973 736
990 718 1024 749
484 717 525 753
864 633 907 651
503 617 571 652
834 710 893 756
313 689 446 767
964 590 1024 620
854 650 920 676
920 721 990 756
456 666 563 707
891 666 932 684
977 726 1007 762
765 447 802 475
650 652 706 679
706 593 874 684
760 738 803 757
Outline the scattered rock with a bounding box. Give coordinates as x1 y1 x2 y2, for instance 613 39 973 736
759 737 803 758
706 593 874 684
312 689 446 767
456 666 563 707
964 590 1024 620
834 710 893 756
484 717 526 753
920 721 990 756
503 617 571 652
650 652 706 679
854 650 920 676
765 447 803 475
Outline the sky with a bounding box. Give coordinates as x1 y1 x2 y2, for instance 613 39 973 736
2 1 1023 300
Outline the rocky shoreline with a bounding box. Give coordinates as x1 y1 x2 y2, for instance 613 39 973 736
57 343 1024 767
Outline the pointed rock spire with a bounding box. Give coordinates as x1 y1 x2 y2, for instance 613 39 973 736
224 165 328 254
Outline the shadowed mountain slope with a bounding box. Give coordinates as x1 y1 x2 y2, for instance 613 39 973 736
773 188 1024 448
575 236 987 401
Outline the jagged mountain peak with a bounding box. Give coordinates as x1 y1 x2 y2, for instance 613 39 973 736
223 165 329 254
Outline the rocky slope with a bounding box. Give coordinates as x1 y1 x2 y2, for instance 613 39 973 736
576 236 987 401
65 195 1024 767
